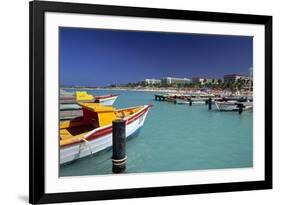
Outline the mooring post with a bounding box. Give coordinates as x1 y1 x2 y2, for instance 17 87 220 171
112 119 126 173
237 104 244 114
189 99 192 106
238 107 243 114
208 98 212 110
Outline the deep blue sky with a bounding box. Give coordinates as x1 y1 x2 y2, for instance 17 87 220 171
60 27 253 86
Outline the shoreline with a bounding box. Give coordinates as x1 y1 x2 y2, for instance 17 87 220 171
62 87 253 97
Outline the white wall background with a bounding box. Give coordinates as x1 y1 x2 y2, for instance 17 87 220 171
0 0 279 204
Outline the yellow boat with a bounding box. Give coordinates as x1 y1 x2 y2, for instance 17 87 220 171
60 90 120 111
60 102 152 164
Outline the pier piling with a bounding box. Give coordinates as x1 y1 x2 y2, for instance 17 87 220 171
237 104 244 114
112 119 127 173
238 108 243 114
208 98 212 110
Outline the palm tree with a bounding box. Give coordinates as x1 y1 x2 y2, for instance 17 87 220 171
236 78 243 91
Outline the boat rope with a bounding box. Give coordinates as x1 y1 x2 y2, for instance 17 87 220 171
82 138 94 157
112 156 127 162
112 156 127 166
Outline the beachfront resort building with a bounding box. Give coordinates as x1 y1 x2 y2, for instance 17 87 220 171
144 78 161 85
223 74 249 83
192 77 215 85
161 77 191 85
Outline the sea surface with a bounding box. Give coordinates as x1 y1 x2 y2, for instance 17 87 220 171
60 89 253 176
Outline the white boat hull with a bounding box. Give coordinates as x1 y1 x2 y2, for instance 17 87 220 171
214 101 253 111
60 95 118 110
98 96 118 106
60 105 150 164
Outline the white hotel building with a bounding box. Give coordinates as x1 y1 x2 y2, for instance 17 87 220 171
144 77 191 86
144 78 161 85
161 77 191 85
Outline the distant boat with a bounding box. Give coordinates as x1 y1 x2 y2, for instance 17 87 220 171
175 98 207 105
166 97 176 102
60 102 152 164
214 98 253 112
175 98 189 104
60 90 119 110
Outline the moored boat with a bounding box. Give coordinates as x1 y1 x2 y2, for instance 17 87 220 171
175 98 189 104
214 100 253 111
60 102 152 164
94 94 119 106
60 91 119 110
175 97 208 105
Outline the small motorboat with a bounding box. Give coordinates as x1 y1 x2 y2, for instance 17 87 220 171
214 98 253 112
60 102 152 164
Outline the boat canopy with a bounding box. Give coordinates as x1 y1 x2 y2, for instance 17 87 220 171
60 102 144 134
76 91 94 101
60 103 146 146
79 102 117 127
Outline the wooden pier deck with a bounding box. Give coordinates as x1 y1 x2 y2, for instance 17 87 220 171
60 109 83 121
59 96 95 120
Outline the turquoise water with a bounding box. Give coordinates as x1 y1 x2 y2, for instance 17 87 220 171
60 89 253 176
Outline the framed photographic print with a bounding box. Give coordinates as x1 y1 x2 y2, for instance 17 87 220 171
29 0 272 204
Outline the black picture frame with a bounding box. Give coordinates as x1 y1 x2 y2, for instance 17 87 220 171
29 0 272 204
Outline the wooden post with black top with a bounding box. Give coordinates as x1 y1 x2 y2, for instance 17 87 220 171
112 119 127 173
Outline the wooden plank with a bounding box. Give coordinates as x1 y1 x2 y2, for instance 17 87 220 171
60 109 83 120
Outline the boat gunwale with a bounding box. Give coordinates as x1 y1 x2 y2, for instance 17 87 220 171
95 94 119 100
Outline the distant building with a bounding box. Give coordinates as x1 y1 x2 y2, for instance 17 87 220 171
144 78 161 85
192 77 204 84
192 77 215 85
161 77 191 85
223 74 249 83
